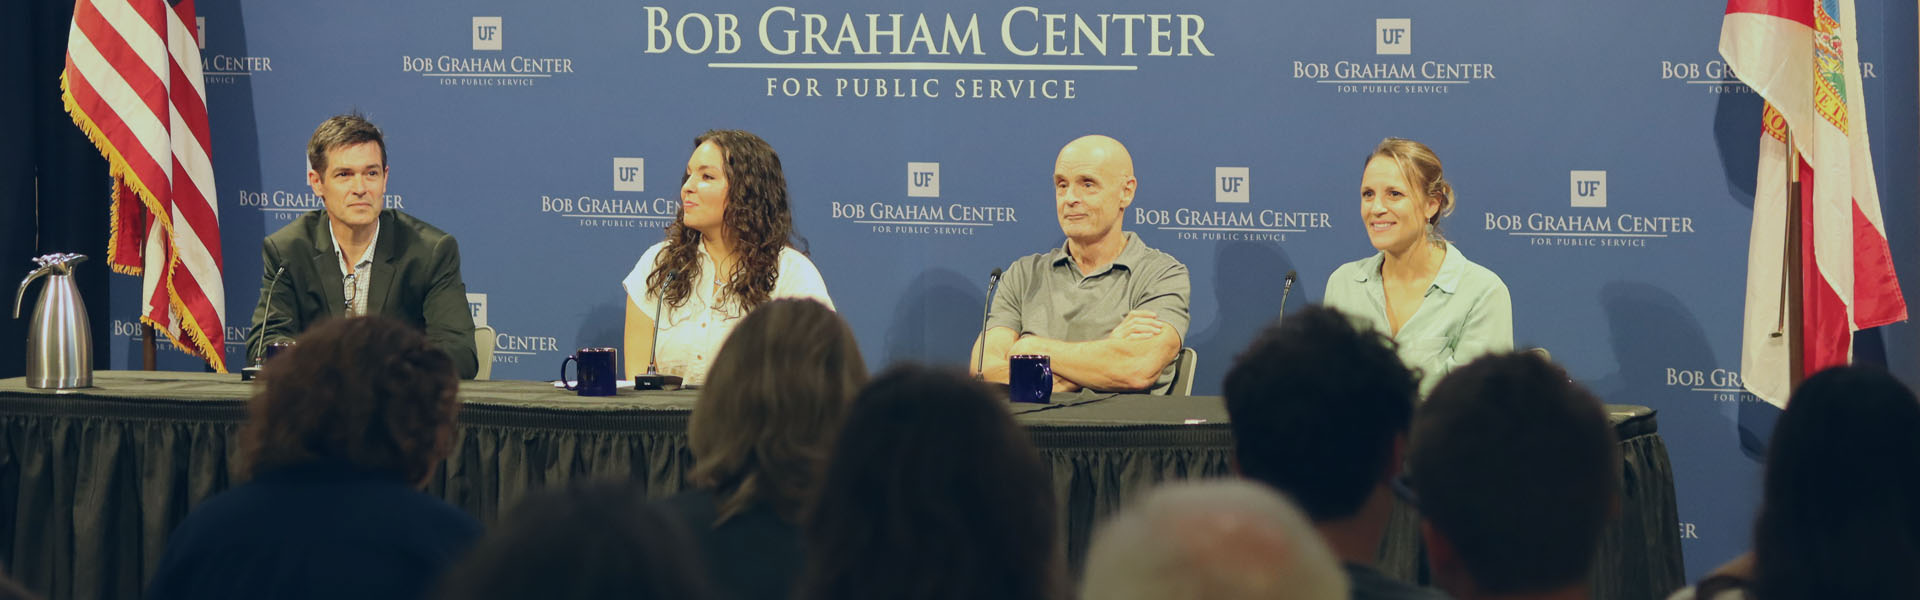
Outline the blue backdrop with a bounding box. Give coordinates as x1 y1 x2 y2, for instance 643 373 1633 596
105 0 1920 584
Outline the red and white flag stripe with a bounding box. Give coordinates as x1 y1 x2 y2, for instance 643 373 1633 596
62 0 227 372
1722 0 1907 406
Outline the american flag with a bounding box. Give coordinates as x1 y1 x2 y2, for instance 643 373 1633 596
1722 0 1907 406
61 0 226 372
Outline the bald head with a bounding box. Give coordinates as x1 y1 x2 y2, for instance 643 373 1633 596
1080 480 1349 600
1057 135 1135 180
1053 135 1138 244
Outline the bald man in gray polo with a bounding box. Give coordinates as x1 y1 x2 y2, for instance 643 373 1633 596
970 135 1191 394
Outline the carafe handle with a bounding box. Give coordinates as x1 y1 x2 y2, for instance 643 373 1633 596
16 253 86 318
14 268 49 319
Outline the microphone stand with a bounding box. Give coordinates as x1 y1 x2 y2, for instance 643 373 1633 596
973 268 1003 379
241 266 286 381
634 270 684 391
1275 270 1296 323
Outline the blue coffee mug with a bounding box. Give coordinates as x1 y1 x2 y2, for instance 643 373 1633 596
263 341 295 362
1009 354 1053 404
561 347 619 397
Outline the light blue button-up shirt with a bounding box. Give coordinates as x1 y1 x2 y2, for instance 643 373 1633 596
1322 242 1513 396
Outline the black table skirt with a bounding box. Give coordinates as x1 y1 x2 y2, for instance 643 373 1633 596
0 372 1681 600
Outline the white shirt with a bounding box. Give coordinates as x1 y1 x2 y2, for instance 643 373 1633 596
621 241 834 386
328 222 379 317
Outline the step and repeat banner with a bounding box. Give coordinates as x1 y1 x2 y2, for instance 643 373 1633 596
105 0 1917 583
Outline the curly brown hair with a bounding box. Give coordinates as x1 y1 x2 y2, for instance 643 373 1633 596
688 299 866 525
645 129 794 311
238 316 461 484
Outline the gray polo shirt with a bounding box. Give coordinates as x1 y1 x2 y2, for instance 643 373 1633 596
987 231 1191 394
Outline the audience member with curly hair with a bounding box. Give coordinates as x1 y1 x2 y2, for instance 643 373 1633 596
622 129 833 386
146 316 479 600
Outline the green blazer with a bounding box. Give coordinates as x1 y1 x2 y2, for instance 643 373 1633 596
246 209 479 379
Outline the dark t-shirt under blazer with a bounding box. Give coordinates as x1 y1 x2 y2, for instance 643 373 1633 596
145 461 482 600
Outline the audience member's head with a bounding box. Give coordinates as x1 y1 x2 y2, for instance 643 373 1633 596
240 316 459 485
1080 480 1349 600
688 298 866 524
1224 305 1418 523
437 482 712 600
1411 352 1618 599
797 364 1064 600
1743 365 1920 599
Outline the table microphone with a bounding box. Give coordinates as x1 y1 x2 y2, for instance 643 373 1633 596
973 268 1003 379
634 270 684 391
241 266 286 381
1276 270 1296 322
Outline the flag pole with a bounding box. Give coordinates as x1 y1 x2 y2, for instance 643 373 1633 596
142 324 156 370
1784 128 1805 389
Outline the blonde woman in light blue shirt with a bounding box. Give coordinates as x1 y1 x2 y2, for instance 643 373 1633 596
1323 138 1512 395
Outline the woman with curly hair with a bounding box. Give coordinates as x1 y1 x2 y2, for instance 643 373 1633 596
622 129 833 386
146 316 480 600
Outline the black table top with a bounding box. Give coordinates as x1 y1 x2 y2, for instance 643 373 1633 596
0 371 1656 437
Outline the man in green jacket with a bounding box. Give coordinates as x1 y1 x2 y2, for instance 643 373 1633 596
246 113 479 379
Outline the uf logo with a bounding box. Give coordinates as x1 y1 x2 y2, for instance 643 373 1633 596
1375 19 1410 55
473 17 502 51
613 158 645 192
1215 167 1250 203
466 293 489 327
907 162 939 198
1569 170 1606 208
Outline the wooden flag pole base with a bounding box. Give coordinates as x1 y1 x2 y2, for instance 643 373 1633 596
1785 130 1805 391
141 323 156 371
